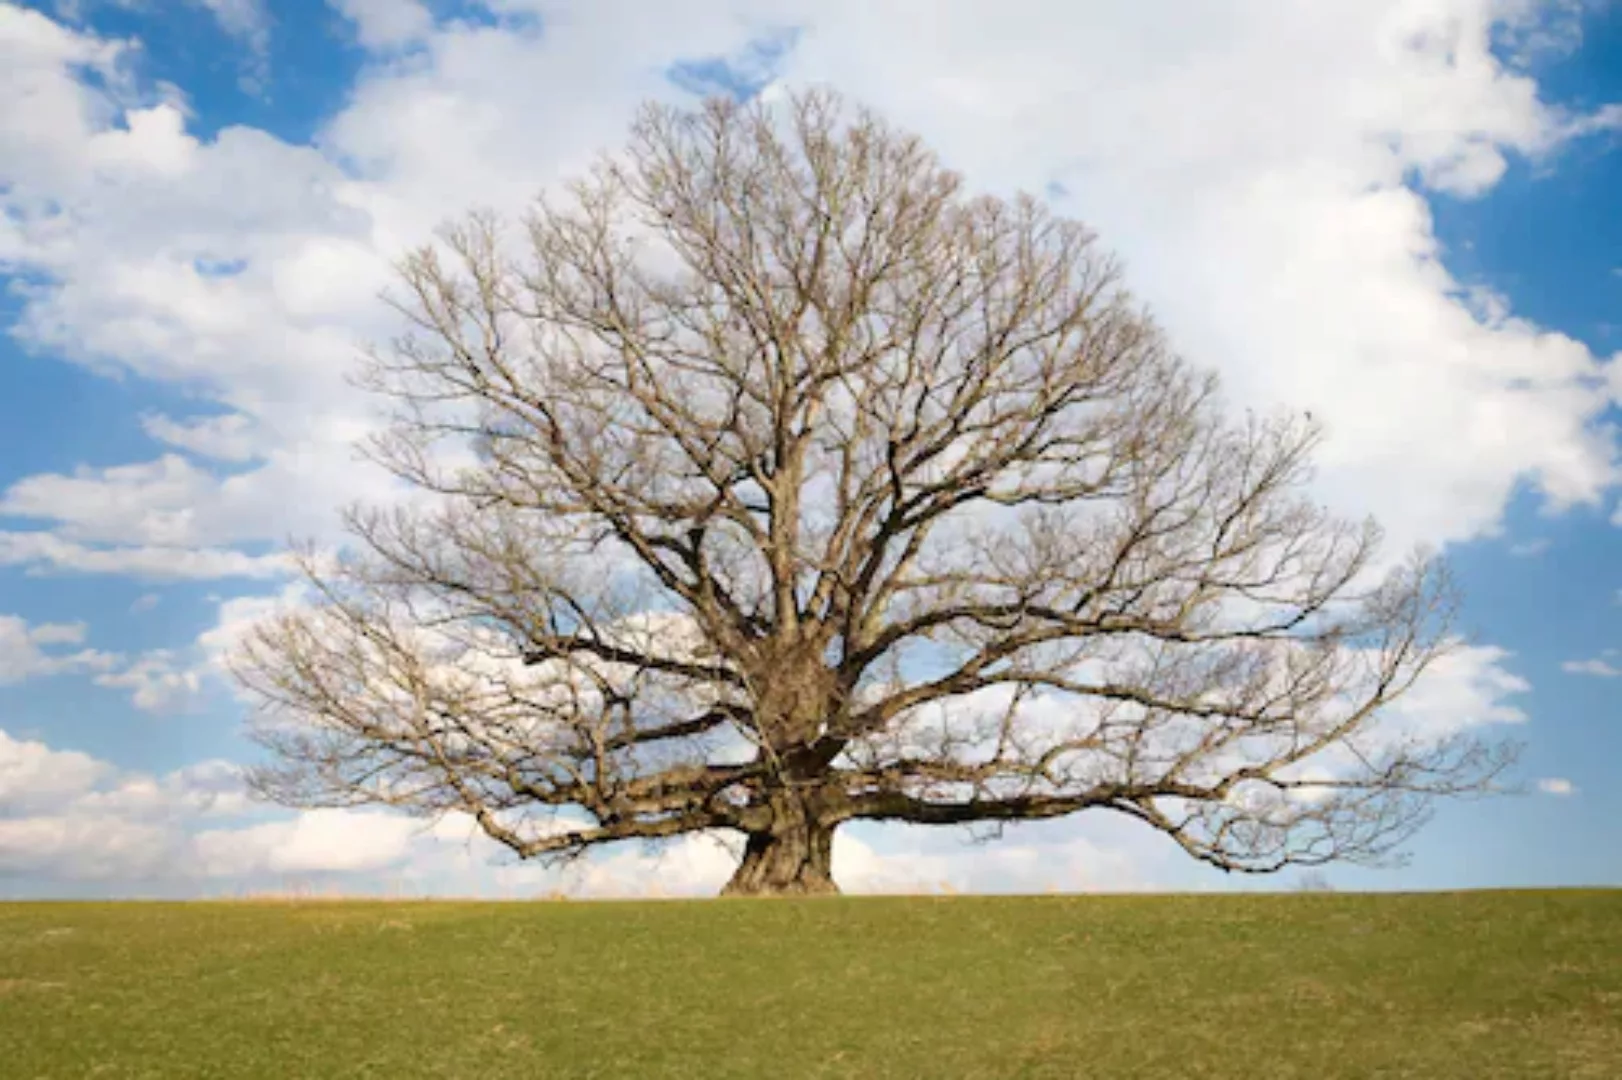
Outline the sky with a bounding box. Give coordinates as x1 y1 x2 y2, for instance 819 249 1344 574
0 0 1618 899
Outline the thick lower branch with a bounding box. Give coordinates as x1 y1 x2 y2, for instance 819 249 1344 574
843 789 1118 825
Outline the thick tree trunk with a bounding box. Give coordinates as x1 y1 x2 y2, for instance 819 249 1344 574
720 818 839 896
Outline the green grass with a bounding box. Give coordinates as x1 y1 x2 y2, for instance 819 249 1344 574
1 891 1618 1078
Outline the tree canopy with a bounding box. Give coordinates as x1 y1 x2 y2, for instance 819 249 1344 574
234 89 1506 896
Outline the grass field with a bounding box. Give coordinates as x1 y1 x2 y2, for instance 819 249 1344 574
1 891 1618 1078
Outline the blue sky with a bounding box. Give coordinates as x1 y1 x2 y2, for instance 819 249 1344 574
0 0 1618 898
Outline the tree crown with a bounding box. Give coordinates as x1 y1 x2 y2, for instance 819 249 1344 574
234 89 1508 895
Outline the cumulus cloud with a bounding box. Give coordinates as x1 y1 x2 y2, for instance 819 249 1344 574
0 730 256 883
1 8 398 579
190 0 268 48
0 612 231 714
190 0 273 93
0 531 291 579
1375 643 1532 740
0 729 332 883
192 809 423 877
0 600 290 714
139 412 264 463
0 612 119 684
3 455 227 546
93 651 204 713
834 819 1189 895
12 582 311 716
46 1 273 88
1560 657 1621 677
0 728 112 811
25 620 87 646
0 448 380 557
195 582 312 670
328 0 433 50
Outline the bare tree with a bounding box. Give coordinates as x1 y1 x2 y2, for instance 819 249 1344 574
234 89 1509 896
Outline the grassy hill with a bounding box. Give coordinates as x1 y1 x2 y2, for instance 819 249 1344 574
2 891 1618 1078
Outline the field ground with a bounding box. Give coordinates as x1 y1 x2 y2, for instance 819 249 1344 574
1 890 1618 1078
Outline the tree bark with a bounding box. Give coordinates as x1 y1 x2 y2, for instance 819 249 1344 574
721 818 839 896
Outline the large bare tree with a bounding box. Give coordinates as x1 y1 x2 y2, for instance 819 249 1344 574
235 90 1507 896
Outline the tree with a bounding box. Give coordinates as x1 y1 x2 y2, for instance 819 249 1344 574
233 89 1508 897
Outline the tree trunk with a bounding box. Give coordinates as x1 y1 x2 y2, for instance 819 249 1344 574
721 818 839 896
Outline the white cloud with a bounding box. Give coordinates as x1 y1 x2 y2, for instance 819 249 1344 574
1 8 398 580
3 455 221 546
78 758 248 815
190 0 272 93
0 728 112 812
26 620 87 645
196 582 310 668
140 412 264 463
0 450 373 553
0 729 247 880
1494 0 1591 68
1508 538 1551 557
193 809 422 876
0 531 291 579
834 819 1190 895
93 651 204 713
0 595 302 713
1535 776 1576 796
327 0 432 50
0 814 182 880
190 0 267 48
0 613 223 713
0 613 119 684
11 583 310 715
1364 643 1532 743
0 730 258 882
46 2 273 89
1560 657 1621 677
